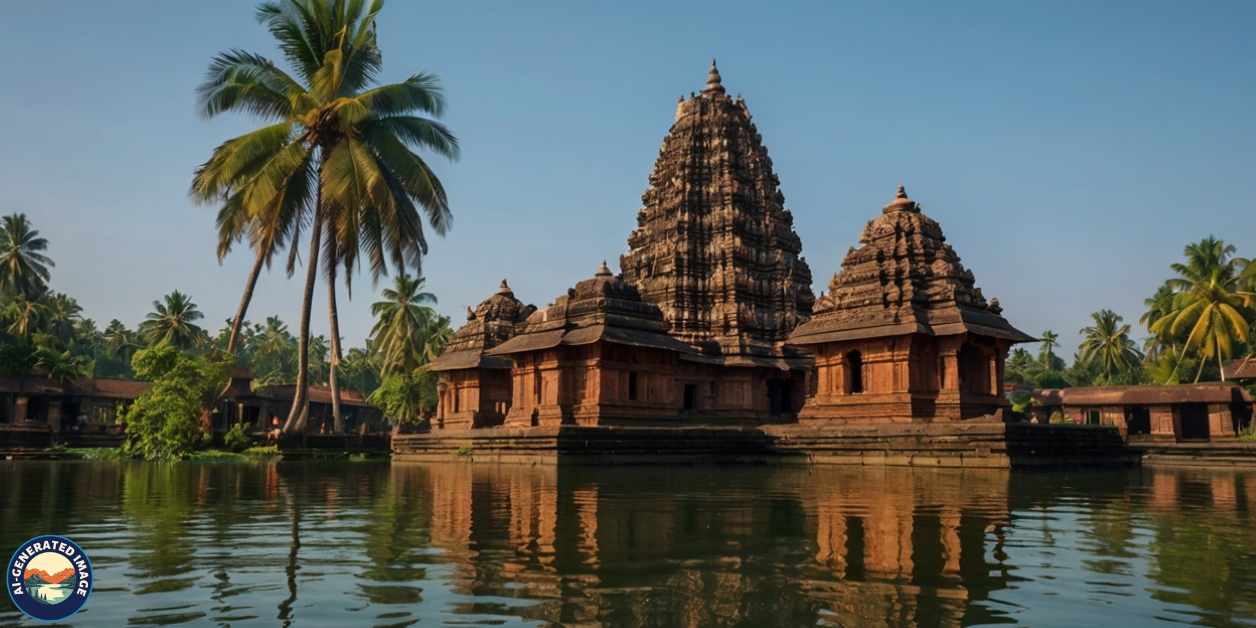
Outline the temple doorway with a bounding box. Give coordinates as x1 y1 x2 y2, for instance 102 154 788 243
767 380 794 417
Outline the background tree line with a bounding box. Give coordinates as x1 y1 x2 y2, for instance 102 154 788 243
1006 236 1255 390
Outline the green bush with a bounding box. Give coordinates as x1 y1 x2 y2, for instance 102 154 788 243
223 423 253 452
367 369 438 425
123 346 233 461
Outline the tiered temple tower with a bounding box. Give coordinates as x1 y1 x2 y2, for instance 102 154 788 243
620 61 814 360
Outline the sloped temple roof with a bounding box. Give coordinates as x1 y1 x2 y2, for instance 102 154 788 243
789 185 1035 346
427 280 535 372
487 262 697 357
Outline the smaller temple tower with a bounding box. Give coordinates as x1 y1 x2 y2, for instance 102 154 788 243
486 262 698 427
788 185 1035 423
427 280 535 429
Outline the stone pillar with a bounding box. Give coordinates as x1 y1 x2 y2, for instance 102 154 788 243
14 396 28 423
988 353 999 396
940 352 959 391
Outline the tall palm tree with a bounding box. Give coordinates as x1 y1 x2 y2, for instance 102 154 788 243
369 274 437 375
103 319 143 365
1037 330 1059 370
252 315 298 382
0 214 54 299
192 0 459 436
1140 282 1178 362
44 293 83 347
1151 237 1253 382
1078 310 1143 385
140 291 206 350
3 295 48 339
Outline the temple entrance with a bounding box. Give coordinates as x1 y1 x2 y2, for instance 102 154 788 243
682 384 696 411
1179 403 1210 440
767 380 794 417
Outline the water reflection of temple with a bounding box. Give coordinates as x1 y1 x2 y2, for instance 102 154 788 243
404 463 1017 627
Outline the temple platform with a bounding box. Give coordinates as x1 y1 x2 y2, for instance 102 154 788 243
392 422 1135 468
1128 441 1256 467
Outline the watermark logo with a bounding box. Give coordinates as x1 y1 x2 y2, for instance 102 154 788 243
7 535 93 622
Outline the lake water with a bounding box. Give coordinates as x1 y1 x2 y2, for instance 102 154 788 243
1 461 1254 627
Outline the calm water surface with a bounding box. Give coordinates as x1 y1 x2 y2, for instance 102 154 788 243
1 461 1254 627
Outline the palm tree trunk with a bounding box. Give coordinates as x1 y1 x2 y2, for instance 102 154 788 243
226 245 266 355
1194 352 1207 383
327 275 344 433
281 212 322 437
1218 337 1226 382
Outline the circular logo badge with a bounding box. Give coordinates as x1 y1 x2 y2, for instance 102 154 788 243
7 535 93 622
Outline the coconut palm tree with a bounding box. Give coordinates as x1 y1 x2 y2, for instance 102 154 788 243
1140 282 1178 362
43 293 82 347
1037 330 1060 370
3 295 50 339
103 320 143 364
1151 237 1253 382
0 214 54 299
192 0 459 435
252 315 297 382
1078 310 1143 385
369 274 437 375
140 291 206 350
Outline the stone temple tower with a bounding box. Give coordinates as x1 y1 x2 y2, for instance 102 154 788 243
620 61 814 360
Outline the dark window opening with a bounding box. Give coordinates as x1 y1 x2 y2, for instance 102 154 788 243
1085 409 1101 426
1180 403 1210 440
628 372 639 401
846 351 864 394
1126 406 1151 436
683 384 696 410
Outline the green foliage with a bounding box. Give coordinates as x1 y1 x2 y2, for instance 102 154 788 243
124 346 234 461
370 274 446 374
0 213 54 298
139 290 207 350
1078 310 1144 385
367 368 437 425
223 423 254 452
243 445 279 456
1145 237 1254 383
454 446 472 457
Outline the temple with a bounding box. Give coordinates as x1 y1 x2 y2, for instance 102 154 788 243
427 63 1033 432
426 280 534 429
788 185 1035 423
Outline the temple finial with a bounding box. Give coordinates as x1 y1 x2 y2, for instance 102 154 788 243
497 279 511 294
703 59 726 96
596 260 612 277
883 182 918 213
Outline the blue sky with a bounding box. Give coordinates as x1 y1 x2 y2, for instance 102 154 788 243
1 1 1253 356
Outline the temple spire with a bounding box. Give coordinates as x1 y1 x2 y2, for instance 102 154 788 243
703 59 725 96
596 260 612 277
497 279 512 295
882 182 918 213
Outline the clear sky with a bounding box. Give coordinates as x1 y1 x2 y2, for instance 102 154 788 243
1 1 1253 356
